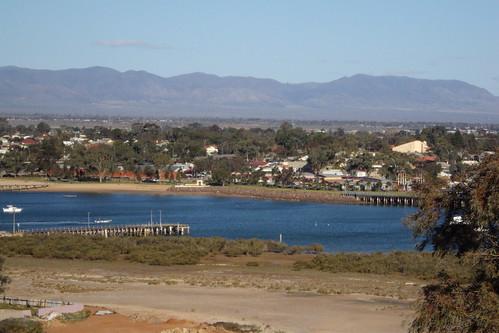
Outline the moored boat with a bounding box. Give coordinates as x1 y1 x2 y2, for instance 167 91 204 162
94 219 112 224
3 205 23 214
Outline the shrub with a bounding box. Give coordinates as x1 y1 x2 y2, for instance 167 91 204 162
0 257 9 293
222 239 265 257
0 318 43 333
294 252 473 281
213 322 262 333
265 241 287 253
284 246 304 255
59 310 91 322
410 271 498 333
0 235 315 267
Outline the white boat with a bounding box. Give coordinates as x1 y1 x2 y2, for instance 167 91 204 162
94 219 112 224
3 205 23 214
63 194 77 198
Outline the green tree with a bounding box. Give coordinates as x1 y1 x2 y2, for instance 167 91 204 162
405 155 498 333
31 137 64 175
211 160 232 186
275 122 307 155
0 118 11 136
308 148 334 174
152 152 171 170
346 153 373 174
112 141 136 170
35 121 51 135
1 150 26 177
87 144 114 183
450 130 465 149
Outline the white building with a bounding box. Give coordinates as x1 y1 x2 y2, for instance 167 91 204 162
392 140 430 154
354 170 368 178
205 145 219 156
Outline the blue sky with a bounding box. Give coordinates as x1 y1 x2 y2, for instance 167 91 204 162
1 0 498 94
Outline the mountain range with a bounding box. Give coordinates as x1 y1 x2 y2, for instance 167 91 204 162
0 66 498 123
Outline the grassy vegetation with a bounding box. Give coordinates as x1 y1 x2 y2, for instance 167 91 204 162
59 310 91 322
0 318 43 333
213 322 264 333
1 235 474 286
294 252 474 281
0 235 323 266
0 304 37 316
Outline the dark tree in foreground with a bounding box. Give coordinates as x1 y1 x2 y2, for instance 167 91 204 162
405 154 498 333
0 257 9 293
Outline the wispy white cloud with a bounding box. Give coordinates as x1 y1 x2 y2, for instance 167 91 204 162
96 39 170 50
383 70 428 77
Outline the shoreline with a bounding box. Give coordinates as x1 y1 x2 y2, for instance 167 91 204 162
164 185 359 204
2 180 360 205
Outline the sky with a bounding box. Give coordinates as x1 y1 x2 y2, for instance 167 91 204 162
1 0 498 94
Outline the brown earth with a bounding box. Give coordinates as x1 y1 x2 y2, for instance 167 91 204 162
3 255 418 333
46 307 229 333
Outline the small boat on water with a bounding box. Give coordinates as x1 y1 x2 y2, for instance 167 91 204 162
94 219 112 224
3 205 23 213
63 194 78 198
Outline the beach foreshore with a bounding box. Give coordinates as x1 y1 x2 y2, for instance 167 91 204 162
1 179 359 204
5 256 416 333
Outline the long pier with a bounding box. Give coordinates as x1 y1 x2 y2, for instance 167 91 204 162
23 223 190 238
0 183 48 192
342 191 418 206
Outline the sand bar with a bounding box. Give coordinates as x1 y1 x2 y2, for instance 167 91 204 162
1 179 359 204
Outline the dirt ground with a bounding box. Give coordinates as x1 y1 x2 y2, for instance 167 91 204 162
46 308 230 333
3 256 419 333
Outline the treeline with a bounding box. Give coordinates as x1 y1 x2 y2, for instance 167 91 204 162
294 252 473 281
0 235 323 266
1 117 497 183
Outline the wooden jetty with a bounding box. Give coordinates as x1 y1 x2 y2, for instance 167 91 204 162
342 191 418 206
23 223 190 238
0 183 48 192
0 296 72 308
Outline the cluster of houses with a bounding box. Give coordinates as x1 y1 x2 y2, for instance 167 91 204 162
245 152 391 191
0 128 494 192
62 133 114 147
232 139 492 191
0 134 40 155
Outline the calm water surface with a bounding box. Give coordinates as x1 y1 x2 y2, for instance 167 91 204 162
0 192 417 252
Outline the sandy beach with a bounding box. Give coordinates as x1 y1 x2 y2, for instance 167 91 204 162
0 179 359 204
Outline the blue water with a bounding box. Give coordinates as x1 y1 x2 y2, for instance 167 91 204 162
0 192 417 252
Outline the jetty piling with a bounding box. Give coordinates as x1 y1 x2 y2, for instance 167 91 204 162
0 184 48 192
23 223 190 238
341 191 418 206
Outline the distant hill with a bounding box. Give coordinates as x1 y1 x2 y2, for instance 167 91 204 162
1 66 498 123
